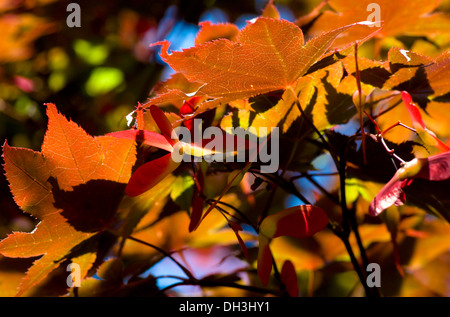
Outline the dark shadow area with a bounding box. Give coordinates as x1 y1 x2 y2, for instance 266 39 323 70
0 256 36 274
326 130 418 183
355 67 391 88
391 66 434 110
389 60 429 74
365 240 410 297
249 89 284 113
304 84 318 117
433 91 450 103
404 178 450 222
49 177 126 233
321 72 357 126
304 51 348 76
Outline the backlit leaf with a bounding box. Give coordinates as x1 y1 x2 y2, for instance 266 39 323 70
125 153 180 197
401 90 450 152
307 0 449 49
378 50 450 143
150 105 176 144
194 21 239 45
149 18 377 114
228 220 251 262
0 103 136 295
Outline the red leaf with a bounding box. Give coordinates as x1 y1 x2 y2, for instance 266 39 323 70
228 220 251 262
179 101 194 116
150 105 176 145
188 192 204 233
281 260 299 297
401 91 450 152
198 130 259 154
257 205 328 285
125 153 180 197
260 205 329 240
412 152 450 181
401 91 425 129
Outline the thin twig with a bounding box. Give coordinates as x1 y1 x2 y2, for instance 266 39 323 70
106 229 195 281
303 173 340 205
207 199 255 229
289 172 339 181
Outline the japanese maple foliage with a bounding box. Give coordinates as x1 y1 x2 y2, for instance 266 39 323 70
1 103 136 296
1 0 449 298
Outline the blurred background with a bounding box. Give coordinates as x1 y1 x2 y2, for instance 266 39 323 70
0 0 323 240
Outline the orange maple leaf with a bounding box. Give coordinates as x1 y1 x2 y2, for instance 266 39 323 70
146 18 378 114
0 103 136 295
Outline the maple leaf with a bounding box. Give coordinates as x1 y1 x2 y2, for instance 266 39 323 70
146 18 378 115
307 0 450 49
220 60 358 135
0 103 136 295
377 49 450 143
194 21 239 45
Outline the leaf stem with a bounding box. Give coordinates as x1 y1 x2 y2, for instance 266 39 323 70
381 121 417 137
289 172 339 181
155 278 278 296
251 171 312 205
348 203 370 271
354 41 367 165
303 173 340 205
207 199 255 229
